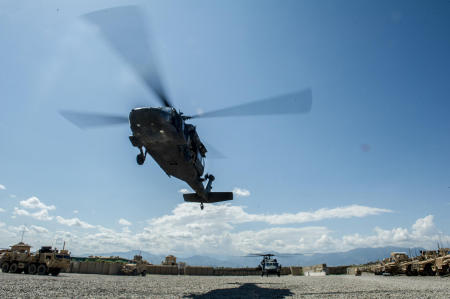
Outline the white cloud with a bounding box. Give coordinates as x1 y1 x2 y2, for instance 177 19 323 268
30 225 49 234
149 203 391 227
0 222 5 227
118 218 131 226
73 210 79 214
12 197 55 221
20 196 55 211
0 208 5 213
0 184 5 190
13 207 53 221
233 188 250 197
9 194 16 198
55 216 94 229
178 189 189 194
13 207 30 217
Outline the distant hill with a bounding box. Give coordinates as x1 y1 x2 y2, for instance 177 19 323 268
81 246 424 267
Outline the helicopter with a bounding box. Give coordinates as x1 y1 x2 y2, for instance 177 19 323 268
247 253 282 277
60 6 313 210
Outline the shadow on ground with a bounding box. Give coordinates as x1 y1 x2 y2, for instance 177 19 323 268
184 283 293 299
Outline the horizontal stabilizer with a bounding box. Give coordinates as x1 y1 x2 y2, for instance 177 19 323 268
183 192 233 203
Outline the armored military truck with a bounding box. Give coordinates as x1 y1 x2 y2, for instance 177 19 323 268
0 242 70 276
432 248 450 276
120 255 150 276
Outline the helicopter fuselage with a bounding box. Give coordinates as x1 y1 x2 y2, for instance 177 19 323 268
128 107 206 197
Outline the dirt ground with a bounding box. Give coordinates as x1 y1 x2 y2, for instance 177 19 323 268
1 272 449 298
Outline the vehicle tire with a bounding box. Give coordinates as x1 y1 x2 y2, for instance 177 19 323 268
424 264 435 276
37 264 47 275
1 263 9 273
28 264 37 275
141 270 147 277
50 269 61 276
9 263 18 273
132 269 138 276
277 272 281 277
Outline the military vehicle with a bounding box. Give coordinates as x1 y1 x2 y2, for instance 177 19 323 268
60 5 312 210
410 250 438 276
120 255 150 276
432 248 450 276
0 242 70 276
245 254 282 277
162 255 177 266
383 252 410 275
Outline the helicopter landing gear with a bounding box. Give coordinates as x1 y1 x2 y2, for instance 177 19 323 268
204 174 215 193
200 203 204 210
136 147 146 165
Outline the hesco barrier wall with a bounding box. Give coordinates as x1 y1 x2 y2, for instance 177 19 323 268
290 266 303 276
146 265 178 275
212 267 260 276
184 266 214 276
328 266 349 275
66 261 310 276
68 261 123 275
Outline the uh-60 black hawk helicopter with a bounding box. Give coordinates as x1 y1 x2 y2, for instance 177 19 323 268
60 6 312 210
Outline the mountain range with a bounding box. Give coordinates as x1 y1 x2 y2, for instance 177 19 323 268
84 246 425 267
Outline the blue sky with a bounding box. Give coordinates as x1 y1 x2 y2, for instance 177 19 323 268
1 0 450 255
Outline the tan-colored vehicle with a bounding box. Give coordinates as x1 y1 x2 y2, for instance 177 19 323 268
162 255 177 266
120 255 150 276
0 242 70 276
431 248 450 276
382 252 409 275
410 250 438 276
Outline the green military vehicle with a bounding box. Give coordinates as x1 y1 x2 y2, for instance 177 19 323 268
0 242 70 276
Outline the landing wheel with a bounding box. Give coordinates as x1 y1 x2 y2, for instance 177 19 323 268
200 203 204 210
137 153 145 165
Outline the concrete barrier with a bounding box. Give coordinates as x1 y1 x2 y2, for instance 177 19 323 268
303 264 328 276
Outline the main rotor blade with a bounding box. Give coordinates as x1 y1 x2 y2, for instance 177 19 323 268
83 6 172 107
189 89 312 119
60 110 128 129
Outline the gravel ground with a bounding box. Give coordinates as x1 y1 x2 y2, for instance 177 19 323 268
1 272 450 298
